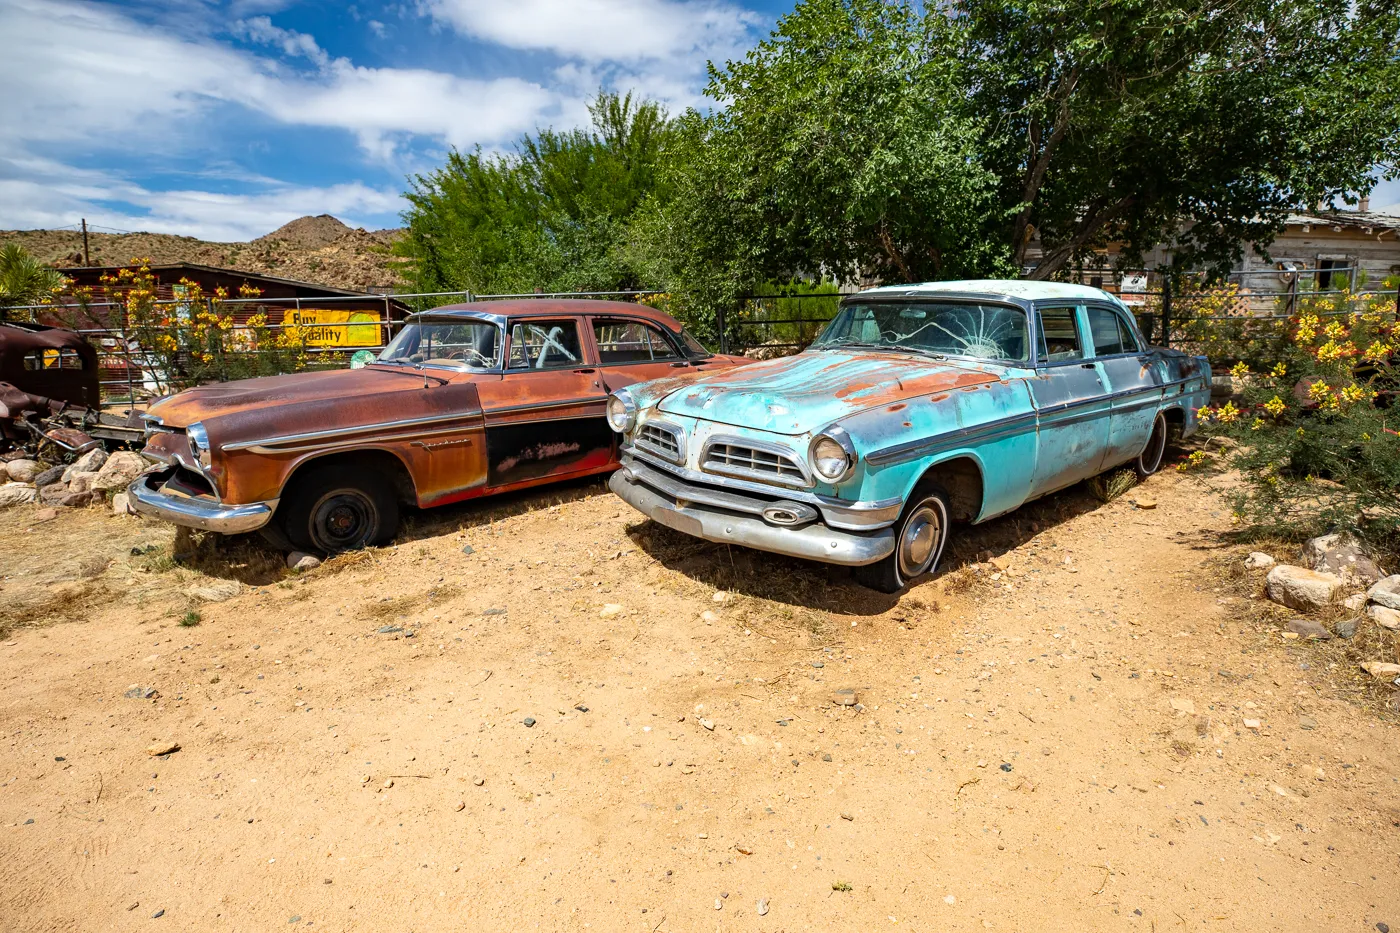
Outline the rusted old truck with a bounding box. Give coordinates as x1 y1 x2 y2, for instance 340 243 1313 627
0 321 144 452
606 280 1212 591
131 299 748 551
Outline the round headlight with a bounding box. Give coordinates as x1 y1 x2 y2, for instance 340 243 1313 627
606 390 637 434
809 430 855 483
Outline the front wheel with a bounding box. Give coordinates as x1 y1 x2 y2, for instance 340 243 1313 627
853 485 951 594
1135 412 1169 477
277 465 399 554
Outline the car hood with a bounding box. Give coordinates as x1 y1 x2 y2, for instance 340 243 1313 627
655 350 1002 434
147 366 440 428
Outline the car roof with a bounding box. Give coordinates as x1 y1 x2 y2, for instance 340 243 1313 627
855 279 1127 308
410 298 681 329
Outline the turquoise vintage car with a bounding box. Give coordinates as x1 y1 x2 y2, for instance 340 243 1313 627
605 280 1211 592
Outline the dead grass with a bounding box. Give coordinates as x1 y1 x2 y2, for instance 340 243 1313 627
360 583 462 620
1089 469 1139 504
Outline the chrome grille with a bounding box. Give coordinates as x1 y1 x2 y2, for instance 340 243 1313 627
702 440 808 487
636 422 683 463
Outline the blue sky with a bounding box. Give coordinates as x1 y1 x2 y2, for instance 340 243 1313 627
2 0 1396 242
0 0 797 240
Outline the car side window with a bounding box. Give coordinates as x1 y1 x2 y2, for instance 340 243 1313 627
1116 313 1142 353
1037 307 1084 363
1086 306 1131 356
508 320 584 370
593 319 679 363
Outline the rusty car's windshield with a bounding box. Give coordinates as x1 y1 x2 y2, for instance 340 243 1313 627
814 300 1030 363
379 319 501 370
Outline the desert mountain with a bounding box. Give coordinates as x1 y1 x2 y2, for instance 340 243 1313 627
0 216 409 293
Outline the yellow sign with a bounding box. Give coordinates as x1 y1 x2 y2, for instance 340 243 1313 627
288 308 381 347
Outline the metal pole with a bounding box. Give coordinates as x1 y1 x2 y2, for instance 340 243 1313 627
1161 276 1172 349
81 218 90 267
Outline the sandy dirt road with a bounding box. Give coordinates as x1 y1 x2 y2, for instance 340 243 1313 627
1 468 1397 932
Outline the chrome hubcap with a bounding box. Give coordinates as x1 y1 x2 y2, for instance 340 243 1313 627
898 503 943 579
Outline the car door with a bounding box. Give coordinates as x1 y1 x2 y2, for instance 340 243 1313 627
588 316 691 392
473 317 612 488
1085 303 1164 469
1026 304 1113 497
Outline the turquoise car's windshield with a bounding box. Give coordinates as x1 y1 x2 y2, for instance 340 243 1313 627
814 301 1030 363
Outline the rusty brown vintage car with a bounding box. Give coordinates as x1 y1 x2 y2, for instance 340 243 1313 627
131 299 748 551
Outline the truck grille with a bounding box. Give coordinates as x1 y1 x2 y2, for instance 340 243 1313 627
702 440 809 487
635 422 683 463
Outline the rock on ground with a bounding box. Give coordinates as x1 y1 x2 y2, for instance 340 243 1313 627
1244 552 1276 570
62 448 107 483
5 459 39 483
112 492 136 516
67 470 101 495
1366 575 1400 612
0 482 38 508
91 451 146 492
1265 565 1343 613
287 551 321 571
1286 618 1332 640
1366 603 1400 631
188 581 241 602
1299 533 1384 586
32 464 64 487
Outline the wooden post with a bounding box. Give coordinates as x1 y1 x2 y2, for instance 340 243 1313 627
80 218 90 267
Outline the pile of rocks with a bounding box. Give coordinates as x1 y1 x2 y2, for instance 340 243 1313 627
0 448 147 514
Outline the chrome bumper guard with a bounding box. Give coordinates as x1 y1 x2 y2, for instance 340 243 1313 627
610 466 895 567
129 471 278 534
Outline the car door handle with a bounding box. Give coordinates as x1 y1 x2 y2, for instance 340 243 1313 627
669 361 689 368
574 368 597 374
1080 363 1097 369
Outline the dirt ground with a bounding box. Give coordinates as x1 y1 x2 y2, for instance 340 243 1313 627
1 466 1398 932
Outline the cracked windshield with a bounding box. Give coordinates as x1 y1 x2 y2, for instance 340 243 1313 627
814 301 1030 362
378 319 501 369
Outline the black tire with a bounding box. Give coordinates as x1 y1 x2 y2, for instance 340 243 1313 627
1135 412 1169 478
277 465 399 554
852 484 952 594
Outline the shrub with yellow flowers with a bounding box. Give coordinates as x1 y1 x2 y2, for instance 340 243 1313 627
54 261 316 395
1195 280 1400 560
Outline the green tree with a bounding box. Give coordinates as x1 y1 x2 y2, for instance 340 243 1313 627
642 0 1400 309
398 91 676 296
0 243 65 318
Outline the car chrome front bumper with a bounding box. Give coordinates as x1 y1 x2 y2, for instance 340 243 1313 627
609 466 894 567
129 471 278 534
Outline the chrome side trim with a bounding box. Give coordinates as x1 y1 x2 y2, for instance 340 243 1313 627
867 410 1038 467
700 434 813 488
129 473 277 534
242 423 484 455
223 411 483 452
610 470 894 567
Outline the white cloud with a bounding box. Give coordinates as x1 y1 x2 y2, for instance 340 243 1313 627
235 15 331 67
422 0 759 63
0 155 404 240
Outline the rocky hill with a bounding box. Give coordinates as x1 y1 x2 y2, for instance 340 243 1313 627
0 216 410 293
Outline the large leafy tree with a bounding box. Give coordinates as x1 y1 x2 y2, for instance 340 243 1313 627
645 0 1400 304
398 92 676 296
0 243 65 319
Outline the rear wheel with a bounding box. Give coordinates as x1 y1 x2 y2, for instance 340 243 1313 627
853 485 951 594
277 465 399 554
1135 412 1168 478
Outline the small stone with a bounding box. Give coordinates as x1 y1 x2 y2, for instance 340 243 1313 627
1133 497 1156 510
715 899 723 911
287 551 321 571
699 718 714 731
822 753 832 762
1169 698 1196 715
460 544 475 555
1286 618 1332 640
145 741 179 757
482 607 507 616
5 459 40 483
523 717 536 727
382 779 394 788
1366 603 1400 631
454 801 465 811
1343 593 1368 612
33 464 65 488
999 763 1012 772
376 625 403 634
1265 565 1343 613
1244 552 1276 570
712 591 729 604
1376 923 1389 933
1365 575 1400 611
599 603 623 618
1243 718 1261 730
944 895 956 905
812 661 824 668
840 812 854 821
188 581 241 603
832 688 858 707
112 492 136 516
700 610 719 624
1299 716 1317 731
152 909 164 919
735 845 753 855
1334 617 1358 639
288 916 300 924
473 778 484 786
1361 661 1400 680
574 705 588 713
32 507 58 522
756 899 769 916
